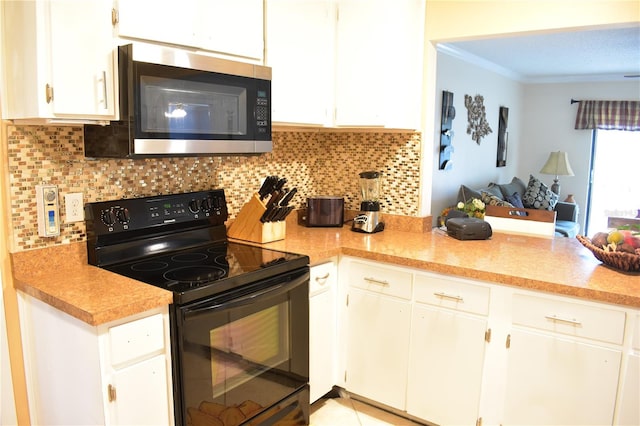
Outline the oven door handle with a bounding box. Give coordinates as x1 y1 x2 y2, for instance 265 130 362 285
183 274 306 318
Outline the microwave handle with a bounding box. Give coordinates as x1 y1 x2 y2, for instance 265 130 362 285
182 272 307 318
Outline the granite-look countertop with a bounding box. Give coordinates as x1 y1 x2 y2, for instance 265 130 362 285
256 224 640 309
11 225 640 327
11 243 173 326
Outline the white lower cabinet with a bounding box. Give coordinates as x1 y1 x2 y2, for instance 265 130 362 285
337 256 638 426
502 292 626 425
343 258 412 410
406 273 490 425
616 312 640 425
18 293 174 425
309 259 338 402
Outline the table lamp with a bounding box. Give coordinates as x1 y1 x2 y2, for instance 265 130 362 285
540 151 574 196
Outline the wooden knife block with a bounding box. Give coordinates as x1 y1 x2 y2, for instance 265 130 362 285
227 193 286 244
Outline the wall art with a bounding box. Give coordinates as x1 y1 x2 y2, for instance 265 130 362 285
439 90 455 170
464 94 492 144
496 106 508 167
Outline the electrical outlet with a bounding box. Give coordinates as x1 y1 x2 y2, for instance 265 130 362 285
64 192 84 223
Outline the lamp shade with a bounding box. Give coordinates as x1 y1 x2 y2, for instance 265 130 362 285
540 151 574 177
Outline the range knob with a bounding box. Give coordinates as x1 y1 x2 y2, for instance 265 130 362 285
201 197 214 212
116 207 130 223
188 199 200 213
101 208 117 226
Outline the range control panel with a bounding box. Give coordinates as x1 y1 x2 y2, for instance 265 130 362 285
85 190 228 235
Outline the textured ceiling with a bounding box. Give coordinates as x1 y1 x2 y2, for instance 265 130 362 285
439 25 640 83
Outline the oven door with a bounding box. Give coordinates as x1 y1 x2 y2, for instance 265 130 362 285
173 267 309 426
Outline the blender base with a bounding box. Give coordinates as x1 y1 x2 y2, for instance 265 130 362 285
351 211 385 233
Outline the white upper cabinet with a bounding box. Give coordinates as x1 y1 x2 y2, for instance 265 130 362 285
266 0 424 129
1 0 117 123
116 0 264 61
266 0 335 126
334 0 424 129
116 0 199 48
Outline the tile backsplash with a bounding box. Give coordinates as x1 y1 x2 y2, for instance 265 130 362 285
6 125 421 251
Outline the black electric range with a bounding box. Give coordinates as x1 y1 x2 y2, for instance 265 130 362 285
85 190 311 426
84 189 309 304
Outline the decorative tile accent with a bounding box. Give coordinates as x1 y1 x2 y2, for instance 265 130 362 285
5 125 421 251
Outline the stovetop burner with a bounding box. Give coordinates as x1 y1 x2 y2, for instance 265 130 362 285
164 266 227 286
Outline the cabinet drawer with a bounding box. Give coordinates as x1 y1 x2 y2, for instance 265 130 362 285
349 260 412 300
109 314 165 366
512 294 626 344
310 261 336 297
414 273 490 316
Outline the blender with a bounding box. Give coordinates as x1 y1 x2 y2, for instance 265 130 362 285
352 171 385 233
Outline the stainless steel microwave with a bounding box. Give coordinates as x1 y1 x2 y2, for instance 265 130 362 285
84 44 272 157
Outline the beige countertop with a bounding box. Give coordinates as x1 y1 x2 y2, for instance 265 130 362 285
254 224 640 309
11 224 640 327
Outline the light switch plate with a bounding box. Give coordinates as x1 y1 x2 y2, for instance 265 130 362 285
64 192 84 223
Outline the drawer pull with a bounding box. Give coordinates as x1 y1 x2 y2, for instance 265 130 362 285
315 273 330 284
434 292 464 302
364 277 389 286
545 314 582 326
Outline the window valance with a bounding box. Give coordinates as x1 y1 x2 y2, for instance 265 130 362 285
574 100 640 131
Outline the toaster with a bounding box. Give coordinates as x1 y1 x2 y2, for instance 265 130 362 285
446 217 492 240
305 196 344 227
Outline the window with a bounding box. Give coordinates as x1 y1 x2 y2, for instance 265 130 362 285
586 130 640 236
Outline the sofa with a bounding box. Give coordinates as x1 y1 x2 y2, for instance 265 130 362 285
456 175 581 238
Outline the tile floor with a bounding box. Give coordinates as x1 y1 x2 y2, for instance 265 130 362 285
310 396 425 426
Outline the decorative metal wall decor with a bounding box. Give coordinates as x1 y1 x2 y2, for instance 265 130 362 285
439 90 455 170
464 94 492 144
496 106 508 167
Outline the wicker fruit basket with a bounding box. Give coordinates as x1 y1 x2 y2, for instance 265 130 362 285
577 235 640 273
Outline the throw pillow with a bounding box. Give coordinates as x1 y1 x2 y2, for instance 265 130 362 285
505 191 525 208
522 175 558 211
495 176 527 199
481 191 514 208
458 184 504 204
457 185 482 203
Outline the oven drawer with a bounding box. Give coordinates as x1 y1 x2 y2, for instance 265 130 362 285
109 313 165 366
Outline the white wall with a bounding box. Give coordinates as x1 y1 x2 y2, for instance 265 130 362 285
431 51 523 221
520 81 640 230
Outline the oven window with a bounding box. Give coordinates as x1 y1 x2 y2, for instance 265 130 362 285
140 75 247 135
209 303 289 398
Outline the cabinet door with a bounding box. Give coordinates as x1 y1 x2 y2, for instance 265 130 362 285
108 354 171 426
309 261 337 402
334 0 423 128
200 0 263 60
117 0 263 60
266 0 334 125
617 313 640 425
49 0 116 117
345 288 410 410
117 0 199 48
406 305 487 425
503 329 621 425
